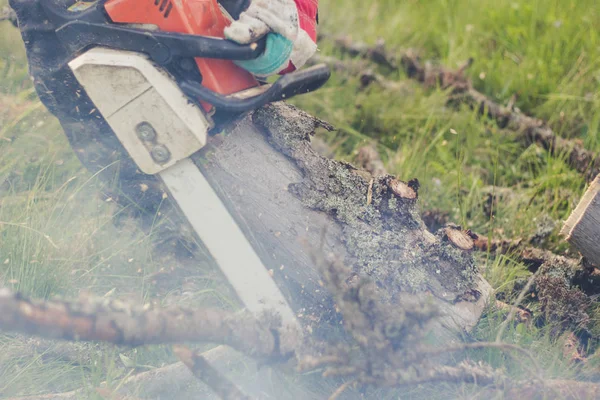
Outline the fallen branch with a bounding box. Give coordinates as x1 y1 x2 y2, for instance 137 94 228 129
321 36 600 182
0 288 290 360
472 236 599 333
473 230 600 292
472 233 523 254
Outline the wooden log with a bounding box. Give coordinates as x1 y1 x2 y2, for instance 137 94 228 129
561 175 600 265
192 103 492 341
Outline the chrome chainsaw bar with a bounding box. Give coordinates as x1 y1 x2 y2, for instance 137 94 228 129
68 47 299 329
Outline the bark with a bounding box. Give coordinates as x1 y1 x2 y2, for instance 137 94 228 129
193 103 492 341
1 102 493 398
562 175 600 265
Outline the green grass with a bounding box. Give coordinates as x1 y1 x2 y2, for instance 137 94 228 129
2 0 600 397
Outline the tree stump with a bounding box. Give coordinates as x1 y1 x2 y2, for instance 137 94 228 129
562 175 600 266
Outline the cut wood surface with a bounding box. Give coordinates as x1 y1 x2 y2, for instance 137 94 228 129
562 175 600 265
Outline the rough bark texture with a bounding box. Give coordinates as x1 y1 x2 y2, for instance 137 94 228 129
0 288 288 360
195 103 491 340
562 175 600 265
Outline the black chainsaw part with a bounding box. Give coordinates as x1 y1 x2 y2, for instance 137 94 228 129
33 0 265 66
181 64 331 113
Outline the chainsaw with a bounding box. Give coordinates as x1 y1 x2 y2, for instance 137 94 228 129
8 0 331 329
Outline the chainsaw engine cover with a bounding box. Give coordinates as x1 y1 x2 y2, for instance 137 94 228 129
69 48 212 175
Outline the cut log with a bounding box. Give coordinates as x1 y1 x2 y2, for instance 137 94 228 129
192 103 492 341
561 175 600 266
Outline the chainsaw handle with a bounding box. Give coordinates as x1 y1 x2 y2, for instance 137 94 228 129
55 21 266 65
31 1 266 65
180 64 331 113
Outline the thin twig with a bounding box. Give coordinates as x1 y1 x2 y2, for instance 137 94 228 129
328 379 355 400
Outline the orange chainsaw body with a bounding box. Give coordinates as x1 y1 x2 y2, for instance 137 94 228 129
104 0 258 106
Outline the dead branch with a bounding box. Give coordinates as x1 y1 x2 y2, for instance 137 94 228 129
470 229 600 336
0 288 290 360
1 6 17 25
472 233 524 254
322 36 600 182
174 345 252 400
403 52 600 182
471 232 587 276
327 380 355 400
